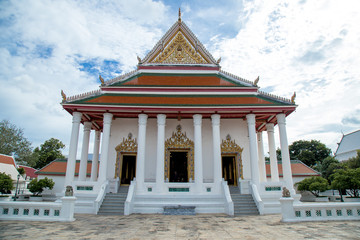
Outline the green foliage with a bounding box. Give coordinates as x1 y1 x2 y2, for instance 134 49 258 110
289 140 331 167
33 138 65 169
0 172 14 194
342 150 360 169
0 120 33 165
17 167 25 175
331 168 360 197
314 156 342 183
28 177 55 196
295 176 329 197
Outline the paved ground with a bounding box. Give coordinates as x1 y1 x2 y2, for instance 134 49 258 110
1 214 359 240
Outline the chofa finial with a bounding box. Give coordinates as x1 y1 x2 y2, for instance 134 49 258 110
137 56 142 64
291 91 296 104
61 90 66 102
216 57 221 64
254 76 259 87
178 8 181 22
99 75 105 86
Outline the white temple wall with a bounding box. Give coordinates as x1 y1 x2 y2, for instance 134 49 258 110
220 119 251 180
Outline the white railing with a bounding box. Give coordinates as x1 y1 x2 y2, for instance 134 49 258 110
94 181 109 214
249 182 264 215
221 179 234 216
0 196 76 222
124 179 136 215
280 197 360 222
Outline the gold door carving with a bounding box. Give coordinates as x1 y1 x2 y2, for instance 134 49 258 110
115 133 137 178
165 125 194 181
221 134 244 179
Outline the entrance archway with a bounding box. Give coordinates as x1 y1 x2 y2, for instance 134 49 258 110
165 125 194 182
115 133 137 185
221 134 243 186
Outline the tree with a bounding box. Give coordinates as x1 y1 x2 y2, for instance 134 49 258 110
314 156 342 183
331 168 360 198
0 120 33 165
28 177 55 196
33 138 65 169
17 167 25 175
295 176 329 197
343 150 360 169
0 172 14 194
277 140 331 167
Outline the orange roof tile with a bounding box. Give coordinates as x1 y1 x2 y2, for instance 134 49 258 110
266 160 320 177
0 154 16 167
36 159 94 176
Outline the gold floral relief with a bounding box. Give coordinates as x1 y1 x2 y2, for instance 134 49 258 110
221 134 244 180
164 125 194 181
152 32 208 64
115 133 137 178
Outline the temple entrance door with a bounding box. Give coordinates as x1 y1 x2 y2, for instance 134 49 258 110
120 155 136 185
222 156 237 186
169 151 188 182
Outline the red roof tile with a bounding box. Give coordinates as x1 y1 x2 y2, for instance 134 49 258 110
266 160 320 177
0 154 16 167
18 165 38 179
36 159 94 176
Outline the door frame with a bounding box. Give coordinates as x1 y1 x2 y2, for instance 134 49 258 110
221 154 238 186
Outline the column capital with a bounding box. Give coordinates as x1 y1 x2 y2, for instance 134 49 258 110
276 113 286 125
103 113 113 124
157 114 166 125
193 114 202 126
83 121 92 131
246 113 256 124
72 112 82 123
266 123 275 132
138 114 148 125
211 114 220 126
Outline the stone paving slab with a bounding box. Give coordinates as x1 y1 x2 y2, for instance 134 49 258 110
1 214 359 240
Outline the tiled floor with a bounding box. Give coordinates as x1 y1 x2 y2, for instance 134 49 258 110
1 214 359 239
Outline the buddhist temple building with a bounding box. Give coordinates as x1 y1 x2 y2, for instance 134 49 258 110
56 12 299 215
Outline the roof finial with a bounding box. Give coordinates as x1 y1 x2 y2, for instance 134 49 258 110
254 76 259 86
178 8 181 22
61 90 66 102
99 75 105 86
291 91 296 104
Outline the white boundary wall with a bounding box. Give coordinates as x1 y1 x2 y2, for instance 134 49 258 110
280 197 360 222
0 196 76 222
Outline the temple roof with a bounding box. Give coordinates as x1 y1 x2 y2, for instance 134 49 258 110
61 15 297 132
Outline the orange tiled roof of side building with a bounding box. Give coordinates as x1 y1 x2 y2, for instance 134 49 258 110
36 159 94 176
266 160 320 177
0 154 16 167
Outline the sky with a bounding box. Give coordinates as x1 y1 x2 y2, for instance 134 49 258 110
0 0 359 157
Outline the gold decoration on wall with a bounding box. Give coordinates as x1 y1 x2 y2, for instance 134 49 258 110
152 31 207 64
114 133 137 178
221 134 244 180
164 125 194 181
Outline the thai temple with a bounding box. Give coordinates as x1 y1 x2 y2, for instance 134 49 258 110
37 11 307 215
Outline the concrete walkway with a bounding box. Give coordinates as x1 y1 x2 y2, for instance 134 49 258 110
1 214 359 239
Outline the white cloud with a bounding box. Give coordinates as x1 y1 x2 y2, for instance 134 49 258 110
213 0 360 151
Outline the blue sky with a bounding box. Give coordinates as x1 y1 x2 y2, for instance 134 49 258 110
0 0 359 156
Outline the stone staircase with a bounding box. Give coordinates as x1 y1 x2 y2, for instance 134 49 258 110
97 186 128 215
229 186 259 216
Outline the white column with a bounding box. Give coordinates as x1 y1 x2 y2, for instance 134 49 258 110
266 123 280 182
156 114 166 192
246 114 260 185
193 114 203 192
91 131 101 181
98 113 113 183
257 132 267 183
78 121 92 181
277 113 295 195
136 114 147 192
64 112 82 187
211 114 222 185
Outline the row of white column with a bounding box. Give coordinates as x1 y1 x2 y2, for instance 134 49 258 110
247 113 295 194
64 111 294 194
64 112 113 188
